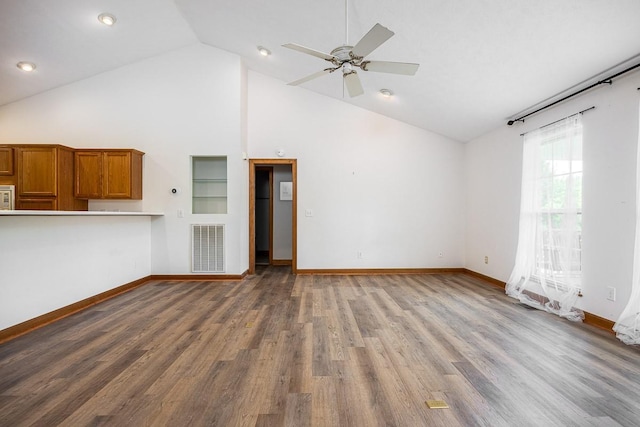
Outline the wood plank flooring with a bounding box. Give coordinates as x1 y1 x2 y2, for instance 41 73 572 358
1 266 640 426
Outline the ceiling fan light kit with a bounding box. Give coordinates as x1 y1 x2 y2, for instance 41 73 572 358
283 20 419 98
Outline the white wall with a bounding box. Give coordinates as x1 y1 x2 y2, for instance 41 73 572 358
248 72 466 269
465 126 523 281
466 72 640 321
0 215 151 330
0 43 248 275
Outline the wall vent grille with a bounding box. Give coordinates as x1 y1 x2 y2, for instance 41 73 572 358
192 224 225 272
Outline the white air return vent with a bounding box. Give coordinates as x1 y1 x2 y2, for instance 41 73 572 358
192 224 225 273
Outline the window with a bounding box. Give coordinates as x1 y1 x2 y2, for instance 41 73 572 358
534 123 583 286
506 114 583 321
192 156 227 214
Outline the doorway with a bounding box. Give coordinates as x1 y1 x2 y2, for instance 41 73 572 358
254 167 272 266
249 159 297 274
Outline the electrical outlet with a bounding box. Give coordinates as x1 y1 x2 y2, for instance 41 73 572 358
357 251 363 259
607 286 616 302
484 256 489 264
305 209 313 217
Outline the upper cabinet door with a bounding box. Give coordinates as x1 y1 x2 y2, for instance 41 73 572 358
17 147 57 197
0 147 14 176
102 150 143 199
75 151 103 199
103 151 132 199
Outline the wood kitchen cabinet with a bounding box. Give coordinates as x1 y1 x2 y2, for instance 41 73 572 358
75 149 144 199
15 145 88 211
0 146 14 176
0 144 144 210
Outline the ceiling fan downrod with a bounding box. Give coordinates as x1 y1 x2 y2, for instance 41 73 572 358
344 0 349 46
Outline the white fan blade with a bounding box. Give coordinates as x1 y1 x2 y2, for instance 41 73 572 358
361 61 420 75
288 69 333 86
344 72 364 97
282 43 337 61
351 23 394 58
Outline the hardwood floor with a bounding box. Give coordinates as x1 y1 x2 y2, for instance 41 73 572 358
1 266 640 426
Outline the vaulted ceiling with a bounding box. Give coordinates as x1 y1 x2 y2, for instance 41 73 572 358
2 0 640 141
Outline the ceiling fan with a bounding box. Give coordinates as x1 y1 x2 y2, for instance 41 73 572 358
282 4 419 97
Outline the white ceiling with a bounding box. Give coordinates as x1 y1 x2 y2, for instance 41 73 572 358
2 0 640 142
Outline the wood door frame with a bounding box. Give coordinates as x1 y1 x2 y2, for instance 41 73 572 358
249 159 297 274
255 166 274 265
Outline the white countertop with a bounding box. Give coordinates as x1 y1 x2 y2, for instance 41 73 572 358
0 210 164 216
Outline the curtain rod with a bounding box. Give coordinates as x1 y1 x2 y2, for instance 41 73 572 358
508 61 640 126
519 106 595 137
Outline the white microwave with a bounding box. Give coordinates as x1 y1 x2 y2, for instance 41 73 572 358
0 185 15 210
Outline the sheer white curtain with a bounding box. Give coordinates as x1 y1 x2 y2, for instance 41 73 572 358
506 115 584 322
614 102 640 344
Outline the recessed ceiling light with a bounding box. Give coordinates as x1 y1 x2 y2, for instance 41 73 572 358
98 13 117 26
257 46 271 57
379 89 393 98
17 61 36 72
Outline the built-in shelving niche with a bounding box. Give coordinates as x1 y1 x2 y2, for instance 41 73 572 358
192 156 227 214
